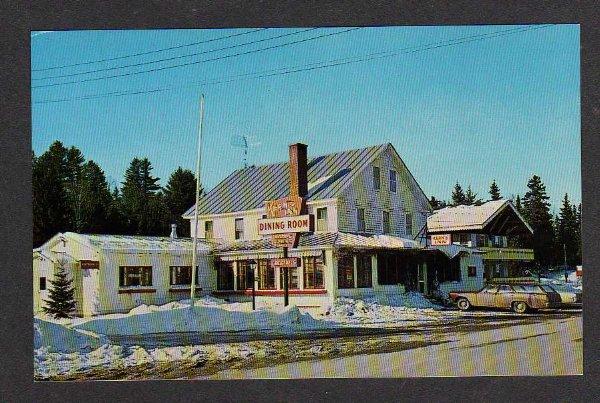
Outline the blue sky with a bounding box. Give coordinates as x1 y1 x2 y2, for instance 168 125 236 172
31 25 581 211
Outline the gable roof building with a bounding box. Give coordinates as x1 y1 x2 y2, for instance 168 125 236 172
183 143 430 218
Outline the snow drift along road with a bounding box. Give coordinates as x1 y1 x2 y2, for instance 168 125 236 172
74 302 333 336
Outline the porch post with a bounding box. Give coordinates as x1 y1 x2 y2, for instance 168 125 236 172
353 254 358 288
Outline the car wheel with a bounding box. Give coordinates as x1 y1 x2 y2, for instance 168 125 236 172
512 301 528 314
457 298 471 311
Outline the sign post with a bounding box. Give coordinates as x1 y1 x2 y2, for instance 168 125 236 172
258 196 312 306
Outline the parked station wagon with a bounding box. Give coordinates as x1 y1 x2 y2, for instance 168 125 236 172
448 283 562 313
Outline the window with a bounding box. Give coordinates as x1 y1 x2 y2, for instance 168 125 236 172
316 207 328 232
389 170 397 193
482 285 498 293
279 267 299 290
467 266 477 277
452 233 471 246
476 234 488 247
258 259 276 290
382 211 391 234
357 208 366 233
204 221 213 239
119 266 152 287
373 166 381 190
39 277 46 291
303 256 325 289
356 254 372 288
337 254 354 288
216 261 234 290
497 284 512 293
236 260 253 290
169 266 198 285
405 213 413 237
234 218 244 240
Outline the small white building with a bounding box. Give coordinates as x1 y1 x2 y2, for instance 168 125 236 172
33 231 214 316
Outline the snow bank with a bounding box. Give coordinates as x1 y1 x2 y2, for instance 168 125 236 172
325 293 443 326
34 318 107 353
75 302 330 336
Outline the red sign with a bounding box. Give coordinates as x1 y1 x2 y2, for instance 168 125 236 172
265 196 302 218
80 260 99 270
263 196 311 248
271 257 300 268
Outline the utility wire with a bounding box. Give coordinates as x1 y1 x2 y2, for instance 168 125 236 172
33 25 554 105
33 28 358 89
32 28 267 72
33 28 316 80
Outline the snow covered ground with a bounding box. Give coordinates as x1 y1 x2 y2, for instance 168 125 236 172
34 294 451 379
323 293 444 326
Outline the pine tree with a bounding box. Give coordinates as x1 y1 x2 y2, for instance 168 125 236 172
556 194 579 267
522 175 555 267
489 180 501 200
42 263 76 318
515 194 523 214
429 196 447 210
33 142 71 247
121 157 166 235
163 167 200 237
451 182 467 206
78 160 113 233
465 185 482 206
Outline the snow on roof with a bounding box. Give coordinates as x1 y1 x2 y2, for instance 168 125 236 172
216 232 422 253
59 232 215 252
426 200 532 233
426 244 483 259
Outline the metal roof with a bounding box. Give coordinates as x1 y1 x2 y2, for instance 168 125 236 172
426 244 483 259
183 143 389 217
63 232 215 252
215 232 422 253
426 200 533 234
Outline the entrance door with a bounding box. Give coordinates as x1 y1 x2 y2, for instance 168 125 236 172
417 264 428 294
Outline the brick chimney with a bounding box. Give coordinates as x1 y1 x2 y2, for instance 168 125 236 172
289 143 308 197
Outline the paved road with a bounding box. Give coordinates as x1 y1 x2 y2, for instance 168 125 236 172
207 313 582 378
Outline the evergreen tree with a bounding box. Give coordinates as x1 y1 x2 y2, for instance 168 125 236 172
522 175 555 267
33 142 70 247
163 167 199 237
120 157 167 235
465 185 483 206
489 180 501 200
514 194 523 214
451 182 467 206
556 194 579 267
429 196 447 210
42 263 76 318
106 186 126 234
78 160 113 233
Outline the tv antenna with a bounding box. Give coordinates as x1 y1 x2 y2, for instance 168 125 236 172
230 134 261 168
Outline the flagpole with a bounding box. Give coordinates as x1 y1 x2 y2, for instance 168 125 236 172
190 94 205 307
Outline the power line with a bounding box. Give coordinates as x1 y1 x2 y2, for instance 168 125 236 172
32 28 359 89
32 28 267 72
33 28 316 80
33 25 554 105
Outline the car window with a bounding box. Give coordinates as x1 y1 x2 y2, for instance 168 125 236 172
482 285 497 293
540 285 555 293
513 284 543 293
497 285 513 293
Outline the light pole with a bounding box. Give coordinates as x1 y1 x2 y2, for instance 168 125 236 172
563 243 568 283
190 94 205 308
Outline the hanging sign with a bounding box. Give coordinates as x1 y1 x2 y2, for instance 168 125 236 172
430 234 451 246
80 260 100 270
271 257 300 268
260 196 312 248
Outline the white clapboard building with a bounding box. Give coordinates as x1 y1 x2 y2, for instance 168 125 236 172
181 143 485 311
33 231 214 316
